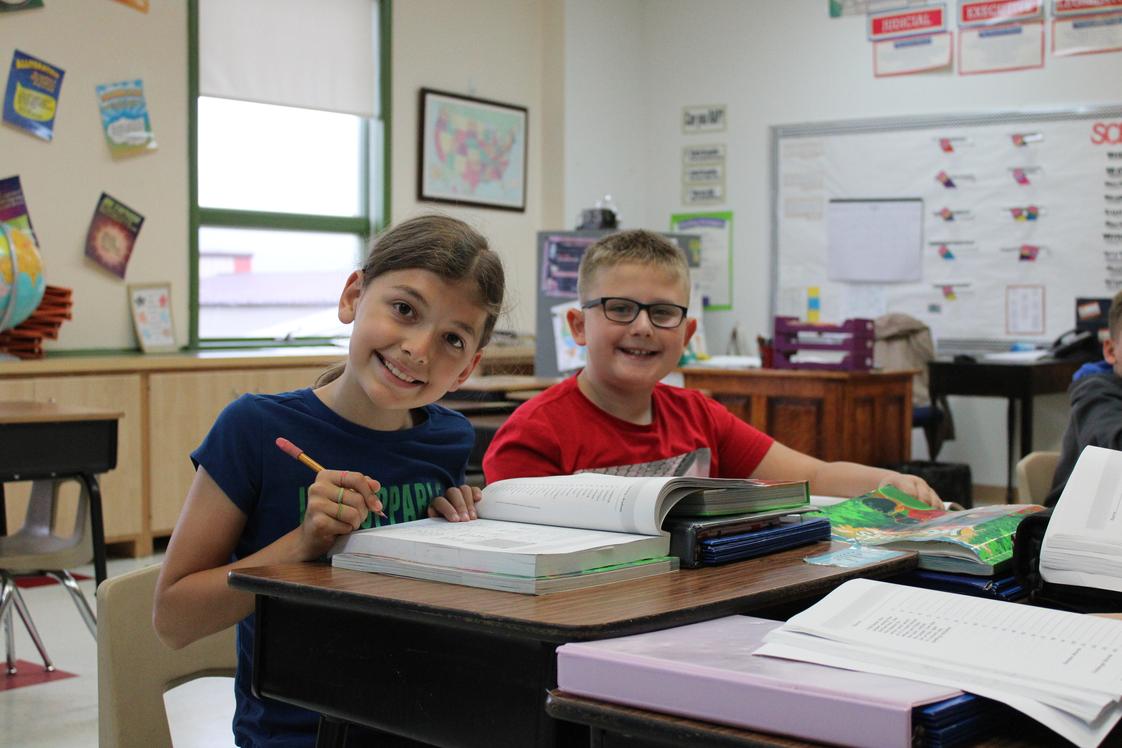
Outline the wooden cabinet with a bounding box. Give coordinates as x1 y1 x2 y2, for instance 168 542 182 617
0 374 143 541
680 367 914 468
148 367 325 534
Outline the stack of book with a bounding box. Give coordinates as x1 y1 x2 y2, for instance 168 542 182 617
811 485 1044 576
0 285 73 359
331 473 813 594
556 614 1010 747
758 578 1122 747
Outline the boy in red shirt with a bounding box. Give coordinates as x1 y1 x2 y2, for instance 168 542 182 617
484 230 941 506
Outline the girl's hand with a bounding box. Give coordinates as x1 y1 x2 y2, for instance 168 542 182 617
299 469 383 558
878 473 945 510
428 484 483 522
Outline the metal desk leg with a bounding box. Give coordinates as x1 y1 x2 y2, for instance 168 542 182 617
0 483 6 536
1006 397 1016 502
1020 394 1035 460
315 716 349 748
78 472 107 588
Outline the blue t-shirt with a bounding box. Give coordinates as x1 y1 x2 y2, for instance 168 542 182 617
191 388 474 748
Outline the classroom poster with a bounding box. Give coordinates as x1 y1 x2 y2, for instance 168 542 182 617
95 79 157 157
2 50 65 141
1052 12 1122 56
0 175 37 244
128 284 175 352
670 211 733 310
959 21 1045 74
85 193 144 278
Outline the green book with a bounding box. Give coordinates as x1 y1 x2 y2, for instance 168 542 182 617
811 486 1045 576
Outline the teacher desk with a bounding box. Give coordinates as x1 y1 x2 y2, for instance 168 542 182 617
927 358 1079 501
228 541 916 748
680 367 914 468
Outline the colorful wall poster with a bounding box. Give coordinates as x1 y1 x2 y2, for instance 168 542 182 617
670 211 733 310
550 299 585 373
3 50 64 141
128 283 175 353
0 175 36 243
85 193 144 278
96 79 157 157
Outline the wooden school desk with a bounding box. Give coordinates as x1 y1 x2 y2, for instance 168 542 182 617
680 367 914 467
0 401 121 586
228 542 916 748
928 358 1080 500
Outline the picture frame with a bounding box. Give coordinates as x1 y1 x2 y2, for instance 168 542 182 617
127 282 177 352
417 87 528 211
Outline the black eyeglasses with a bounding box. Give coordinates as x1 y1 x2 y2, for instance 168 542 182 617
581 297 689 329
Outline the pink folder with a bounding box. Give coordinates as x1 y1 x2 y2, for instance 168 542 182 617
556 615 962 748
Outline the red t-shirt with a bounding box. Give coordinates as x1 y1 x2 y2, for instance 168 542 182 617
483 376 774 482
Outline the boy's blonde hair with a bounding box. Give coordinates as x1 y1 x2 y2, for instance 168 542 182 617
577 230 690 300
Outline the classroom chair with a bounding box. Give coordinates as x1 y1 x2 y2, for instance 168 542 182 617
97 563 236 748
0 478 97 674
1015 451 1060 504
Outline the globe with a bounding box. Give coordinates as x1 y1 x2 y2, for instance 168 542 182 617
0 225 46 331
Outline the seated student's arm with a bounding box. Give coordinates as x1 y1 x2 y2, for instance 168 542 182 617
482 413 564 482
751 441 944 509
154 464 381 649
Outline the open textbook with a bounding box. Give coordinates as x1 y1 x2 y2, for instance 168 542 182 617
756 578 1122 748
811 486 1044 575
329 473 783 593
1042 445 1122 592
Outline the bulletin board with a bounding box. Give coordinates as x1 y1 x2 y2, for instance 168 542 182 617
771 105 1122 348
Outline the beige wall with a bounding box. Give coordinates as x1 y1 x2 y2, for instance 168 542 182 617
0 0 189 351
390 0 565 333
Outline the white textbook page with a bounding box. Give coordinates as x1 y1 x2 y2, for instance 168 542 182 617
1042 445 1122 591
778 579 1122 702
479 473 687 535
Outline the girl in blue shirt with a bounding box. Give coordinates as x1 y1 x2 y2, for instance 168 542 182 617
154 214 505 747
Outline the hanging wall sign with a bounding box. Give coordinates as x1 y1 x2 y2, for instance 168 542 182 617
868 4 947 39
958 0 1043 26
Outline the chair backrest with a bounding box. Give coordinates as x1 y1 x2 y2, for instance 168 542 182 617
97 564 236 748
0 479 92 572
1015 451 1060 504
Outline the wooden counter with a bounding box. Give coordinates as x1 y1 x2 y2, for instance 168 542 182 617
680 366 914 468
0 344 532 555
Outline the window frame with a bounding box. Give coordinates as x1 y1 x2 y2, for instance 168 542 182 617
186 0 392 349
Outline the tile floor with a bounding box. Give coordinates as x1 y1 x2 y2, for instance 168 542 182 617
0 553 237 747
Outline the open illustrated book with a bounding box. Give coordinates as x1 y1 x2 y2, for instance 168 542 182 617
328 473 806 594
811 485 1044 575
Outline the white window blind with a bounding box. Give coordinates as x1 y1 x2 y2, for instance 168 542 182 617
199 0 375 118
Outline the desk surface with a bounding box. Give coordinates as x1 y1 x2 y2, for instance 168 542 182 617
0 400 123 424
458 374 561 393
229 540 915 642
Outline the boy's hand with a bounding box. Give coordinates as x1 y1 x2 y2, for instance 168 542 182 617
879 473 945 510
298 469 384 558
428 484 482 522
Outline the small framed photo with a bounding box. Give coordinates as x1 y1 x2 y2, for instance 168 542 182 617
127 282 176 352
417 87 528 211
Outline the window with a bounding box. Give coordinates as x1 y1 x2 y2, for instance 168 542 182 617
190 0 388 346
